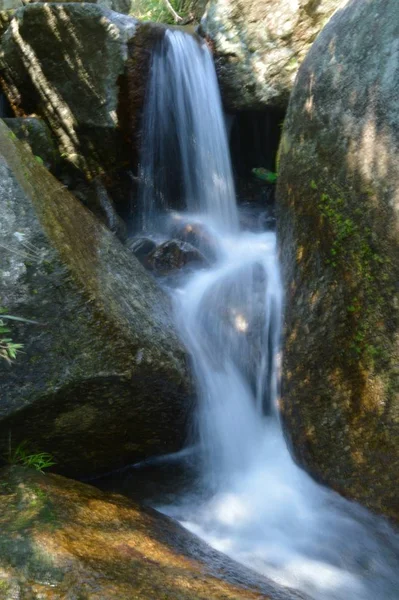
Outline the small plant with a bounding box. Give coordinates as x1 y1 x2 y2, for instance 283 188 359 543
0 318 23 364
0 309 40 364
9 441 56 473
252 167 278 184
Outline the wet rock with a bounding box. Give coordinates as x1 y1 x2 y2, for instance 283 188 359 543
171 220 219 262
0 466 306 600
277 0 399 522
148 239 209 275
0 119 191 479
126 236 157 267
201 0 343 110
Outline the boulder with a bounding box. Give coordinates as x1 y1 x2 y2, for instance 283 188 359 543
277 0 399 522
147 239 209 275
0 3 137 177
201 0 344 110
0 3 166 218
0 467 305 600
0 118 191 478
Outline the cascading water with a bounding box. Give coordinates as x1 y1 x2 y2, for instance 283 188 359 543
137 29 399 600
138 30 238 233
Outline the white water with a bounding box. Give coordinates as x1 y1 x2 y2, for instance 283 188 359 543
138 30 399 600
138 29 238 233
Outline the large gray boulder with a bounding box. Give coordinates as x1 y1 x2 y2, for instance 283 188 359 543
201 0 344 110
0 119 191 478
277 0 399 522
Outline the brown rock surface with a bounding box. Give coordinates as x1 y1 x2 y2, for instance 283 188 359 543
0 467 306 600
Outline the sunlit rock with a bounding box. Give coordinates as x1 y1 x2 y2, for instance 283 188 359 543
0 4 136 175
0 4 165 214
0 466 303 600
201 0 344 109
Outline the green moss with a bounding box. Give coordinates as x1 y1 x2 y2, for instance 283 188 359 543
43 260 55 274
312 182 391 368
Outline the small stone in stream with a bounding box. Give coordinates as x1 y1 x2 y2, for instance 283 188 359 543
127 237 157 266
147 239 209 275
171 222 219 262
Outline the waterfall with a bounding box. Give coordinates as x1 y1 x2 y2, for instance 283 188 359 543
138 29 399 600
138 30 238 233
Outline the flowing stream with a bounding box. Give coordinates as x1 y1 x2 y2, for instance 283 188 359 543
137 29 399 600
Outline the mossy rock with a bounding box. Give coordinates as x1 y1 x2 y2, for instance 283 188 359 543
0 118 192 478
0 466 305 600
276 0 399 522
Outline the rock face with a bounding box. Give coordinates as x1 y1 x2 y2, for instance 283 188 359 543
0 467 306 600
0 4 168 217
201 0 343 110
0 119 191 478
0 4 137 177
277 0 399 522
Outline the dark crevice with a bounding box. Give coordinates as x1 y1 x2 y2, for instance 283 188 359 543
0 91 14 118
229 107 285 207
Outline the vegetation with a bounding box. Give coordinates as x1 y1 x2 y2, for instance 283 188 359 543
8 441 56 474
129 0 192 23
252 167 278 184
0 309 41 363
0 315 23 364
312 183 390 366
